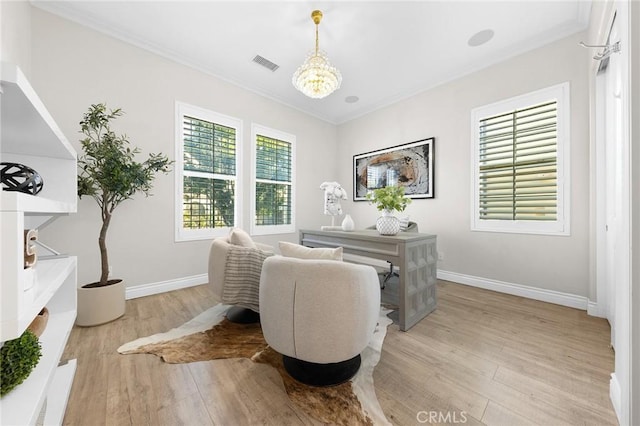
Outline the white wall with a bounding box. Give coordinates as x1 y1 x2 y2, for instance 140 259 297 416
337 32 590 298
0 0 31 77
30 8 337 287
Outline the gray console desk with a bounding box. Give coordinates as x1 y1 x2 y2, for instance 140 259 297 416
299 229 437 331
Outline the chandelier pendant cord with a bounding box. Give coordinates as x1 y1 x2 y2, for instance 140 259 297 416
312 9 322 56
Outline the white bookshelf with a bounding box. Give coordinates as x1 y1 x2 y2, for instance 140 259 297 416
1 62 77 425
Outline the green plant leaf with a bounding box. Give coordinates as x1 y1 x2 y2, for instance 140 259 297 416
365 185 411 212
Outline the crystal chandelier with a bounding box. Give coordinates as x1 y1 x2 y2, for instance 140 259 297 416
292 10 342 99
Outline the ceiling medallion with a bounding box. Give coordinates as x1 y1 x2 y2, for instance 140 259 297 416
292 10 342 99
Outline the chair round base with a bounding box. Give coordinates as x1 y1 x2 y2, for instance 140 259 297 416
282 354 361 387
226 306 260 324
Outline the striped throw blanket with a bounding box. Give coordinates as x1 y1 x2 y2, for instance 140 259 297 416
221 246 272 312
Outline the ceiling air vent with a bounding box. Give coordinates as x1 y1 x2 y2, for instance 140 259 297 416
252 55 280 72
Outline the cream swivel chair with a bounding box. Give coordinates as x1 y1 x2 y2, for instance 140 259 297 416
209 229 274 323
259 256 381 386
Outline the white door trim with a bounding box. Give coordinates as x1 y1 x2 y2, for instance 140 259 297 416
592 1 632 424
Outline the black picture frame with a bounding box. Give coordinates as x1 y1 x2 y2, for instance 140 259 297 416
353 138 435 201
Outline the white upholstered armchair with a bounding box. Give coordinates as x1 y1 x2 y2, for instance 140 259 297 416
259 255 381 386
208 229 274 323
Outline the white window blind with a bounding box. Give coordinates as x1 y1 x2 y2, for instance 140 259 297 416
471 83 570 235
479 101 558 221
176 103 242 241
251 124 295 235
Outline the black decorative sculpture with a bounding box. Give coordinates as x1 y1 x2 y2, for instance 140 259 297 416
0 162 44 195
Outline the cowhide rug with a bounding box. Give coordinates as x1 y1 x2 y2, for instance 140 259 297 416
118 304 393 426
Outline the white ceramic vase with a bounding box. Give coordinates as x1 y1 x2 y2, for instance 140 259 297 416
376 210 400 235
342 214 355 231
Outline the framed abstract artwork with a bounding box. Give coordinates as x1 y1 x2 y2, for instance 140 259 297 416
353 138 435 201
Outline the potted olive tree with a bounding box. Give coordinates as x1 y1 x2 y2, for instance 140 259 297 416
365 185 411 235
76 104 172 326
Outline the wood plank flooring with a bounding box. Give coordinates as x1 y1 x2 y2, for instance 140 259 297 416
61 280 617 425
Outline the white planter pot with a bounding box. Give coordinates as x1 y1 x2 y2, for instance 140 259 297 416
376 210 400 235
76 279 126 326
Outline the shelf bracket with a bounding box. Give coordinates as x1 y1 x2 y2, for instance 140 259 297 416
34 239 66 258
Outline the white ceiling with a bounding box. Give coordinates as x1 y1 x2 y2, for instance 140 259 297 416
32 1 591 124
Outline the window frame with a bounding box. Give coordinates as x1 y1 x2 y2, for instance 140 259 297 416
175 102 243 241
470 82 571 236
250 123 296 236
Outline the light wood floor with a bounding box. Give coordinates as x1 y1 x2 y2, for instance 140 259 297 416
61 281 617 425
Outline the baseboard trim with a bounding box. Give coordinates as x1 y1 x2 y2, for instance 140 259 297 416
126 270 587 309
610 373 622 422
587 300 606 318
126 274 208 300
437 270 588 310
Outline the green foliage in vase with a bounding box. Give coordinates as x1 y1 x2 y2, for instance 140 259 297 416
0 330 42 396
77 104 173 286
365 185 411 212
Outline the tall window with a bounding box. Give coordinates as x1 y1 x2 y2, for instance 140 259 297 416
176 102 242 241
471 83 570 235
250 124 295 235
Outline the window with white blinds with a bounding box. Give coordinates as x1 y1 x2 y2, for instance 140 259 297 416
471 83 570 235
250 124 295 235
176 103 242 241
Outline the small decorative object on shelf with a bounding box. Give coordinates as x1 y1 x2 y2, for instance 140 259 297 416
342 213 355 231
23 229 38 269
365 186 411 236
0 329 43 396
0 162 44 195
27 307 50 338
